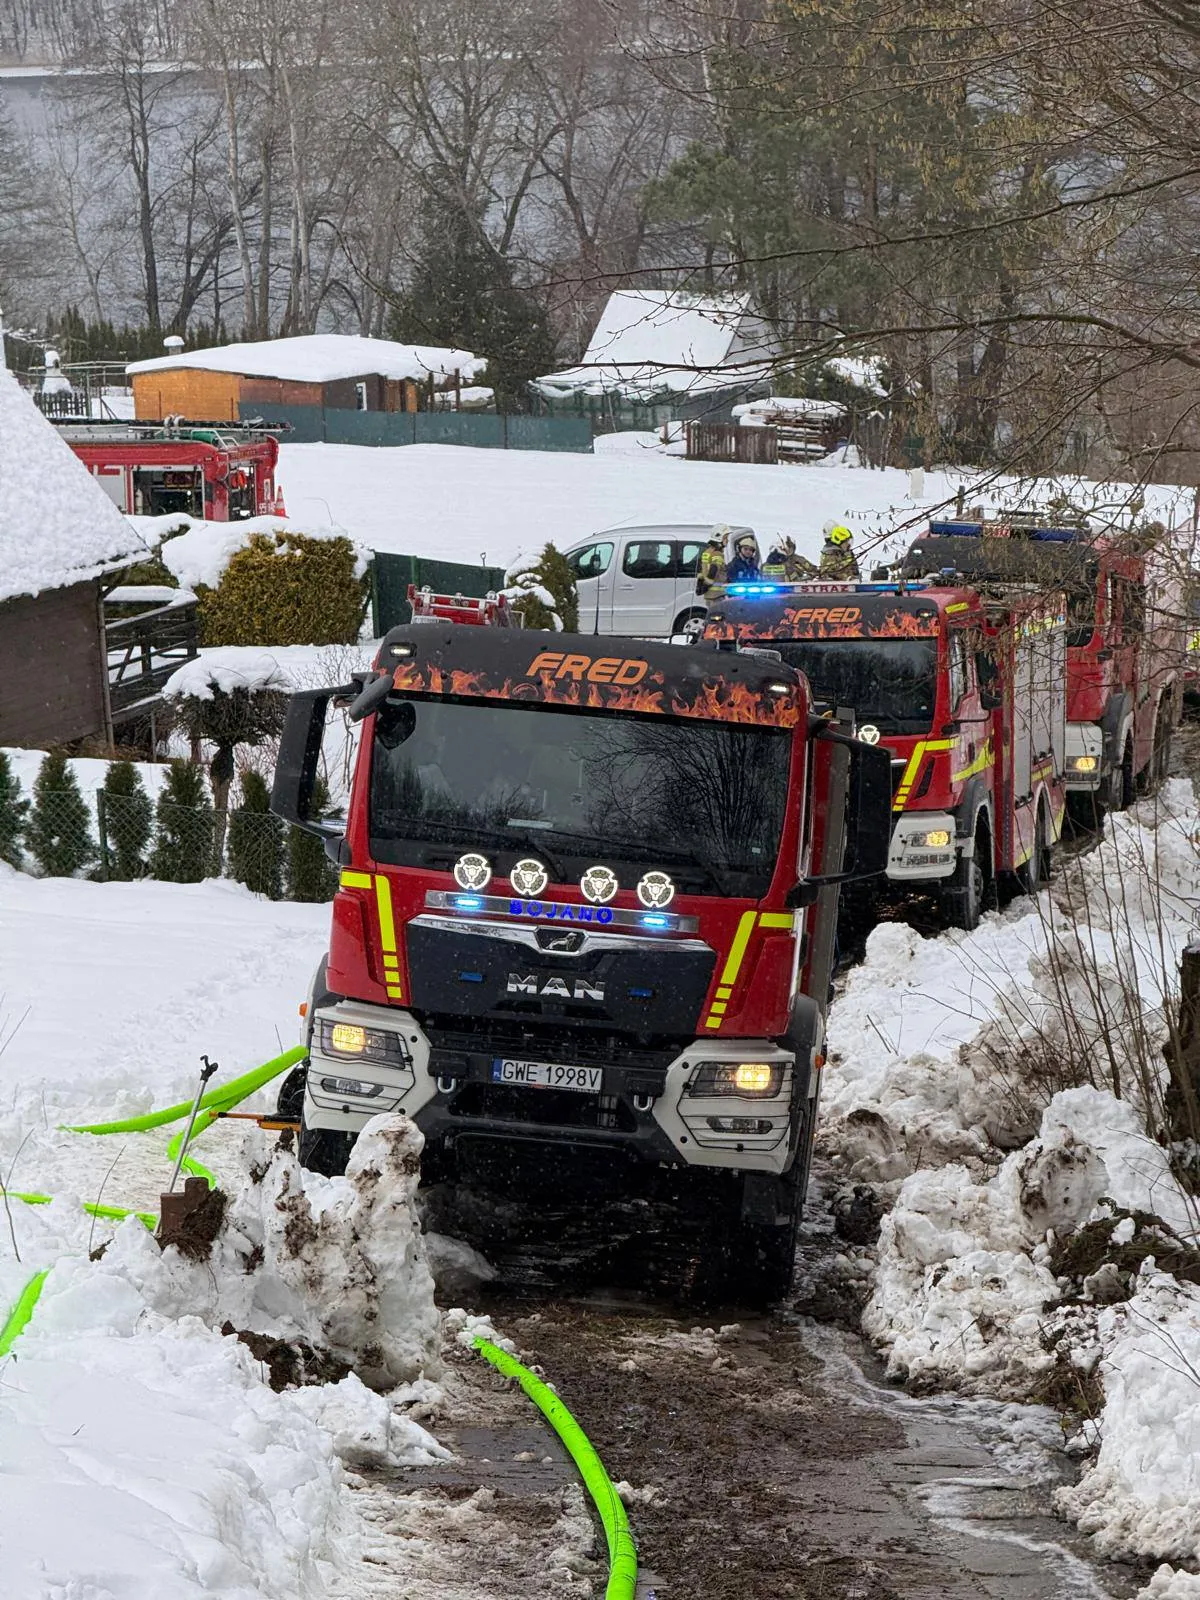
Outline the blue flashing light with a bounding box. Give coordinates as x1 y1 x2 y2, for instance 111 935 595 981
640 913 671 929
452 894 484 911
727 582 781 596
458 970 484 983
628 986 654 998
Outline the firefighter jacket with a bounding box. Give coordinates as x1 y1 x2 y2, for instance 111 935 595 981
727 551 762 582
819 542 860 580
697 545 727 592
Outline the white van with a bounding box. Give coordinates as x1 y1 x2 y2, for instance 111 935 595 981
563 524 756 639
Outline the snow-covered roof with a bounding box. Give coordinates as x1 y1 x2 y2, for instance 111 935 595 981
0 368 149 605
126 333 486 386
534 290 779 401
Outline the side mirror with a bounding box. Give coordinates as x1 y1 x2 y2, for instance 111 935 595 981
980 688 1002 711
801 723 893 886
1096 648 1113 662
272 685 355 845
348 669 395 722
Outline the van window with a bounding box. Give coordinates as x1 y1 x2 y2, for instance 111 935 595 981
675 541 703 577
622 541 674 579
566 541 614 579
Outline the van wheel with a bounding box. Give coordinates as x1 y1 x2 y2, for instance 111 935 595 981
673 608 707 642
943 826 987 931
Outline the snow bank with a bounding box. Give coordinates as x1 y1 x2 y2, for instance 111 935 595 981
863 1086 1196 1396
1056 1269 1200 1575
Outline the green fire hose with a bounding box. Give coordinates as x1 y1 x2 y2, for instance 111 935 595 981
474 1336 638 1600
0 1268 50 1358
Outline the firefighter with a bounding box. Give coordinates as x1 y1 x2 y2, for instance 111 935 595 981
819 520 860 580
726 534 763 582
696 527 729 594
762 536 816 581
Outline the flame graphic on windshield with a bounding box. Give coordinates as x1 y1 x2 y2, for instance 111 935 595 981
707 604 939 641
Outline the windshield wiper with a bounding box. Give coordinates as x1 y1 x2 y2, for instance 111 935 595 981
517 825 740 898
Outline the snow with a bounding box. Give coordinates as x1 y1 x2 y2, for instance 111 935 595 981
162 645 332 701
825 355 890 396
126 333 486 387
0 368 150 603
732 395 847 421
3 745 174 804
275 440 1195 575
131 512 369 591
106 583 198 606
535 288 778 399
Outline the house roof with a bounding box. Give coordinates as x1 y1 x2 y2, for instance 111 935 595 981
126 333 486 386
535 290 779 401
0 369 149 605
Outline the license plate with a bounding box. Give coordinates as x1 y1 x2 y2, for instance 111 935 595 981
490 1058 602 1093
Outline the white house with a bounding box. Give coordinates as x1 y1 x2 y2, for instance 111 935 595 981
534 290 781 417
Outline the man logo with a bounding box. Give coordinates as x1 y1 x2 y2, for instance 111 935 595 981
636 870 675 909
858 724 882 745
535 928 585 953
510 858 549 896
580 865 619 904
453 852 492 890
507 973 605 1001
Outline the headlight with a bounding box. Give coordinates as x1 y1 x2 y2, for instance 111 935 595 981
319 1076 384 1098
915 829 952 849
688 1061 784 1097
1068 755 1099 773
319 1019 409 1067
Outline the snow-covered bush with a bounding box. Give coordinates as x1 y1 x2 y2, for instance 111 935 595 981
504 542 578 631
197 530 369 647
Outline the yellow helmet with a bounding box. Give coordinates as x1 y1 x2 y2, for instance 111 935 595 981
824 522 853 546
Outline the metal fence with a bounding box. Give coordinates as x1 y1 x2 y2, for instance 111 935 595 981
371 552 509 633
237 403 594 453
14 789 336 901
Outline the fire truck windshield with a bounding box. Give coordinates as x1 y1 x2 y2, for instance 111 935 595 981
770 639 938 734
368 697 792 898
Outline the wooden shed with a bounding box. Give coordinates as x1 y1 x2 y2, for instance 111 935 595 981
0 369 145 747
127 334 485 423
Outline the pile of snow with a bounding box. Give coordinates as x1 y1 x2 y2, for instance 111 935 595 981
127 332 485 386
0 367 149 603
1055 1268 1200 1575
162 644 325 701
825 354 889 396
732 395 847 423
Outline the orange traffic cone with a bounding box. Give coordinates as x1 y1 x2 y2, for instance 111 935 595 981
272 486 287 517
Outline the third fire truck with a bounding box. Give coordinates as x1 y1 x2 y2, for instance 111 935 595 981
704 579 1068 930
902 514 1184 825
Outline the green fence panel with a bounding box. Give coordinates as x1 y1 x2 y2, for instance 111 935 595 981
371 553 508 633
237 402 326 442
329 410 416 447
239 403 592 453
503 414 593 452
414 413 506 448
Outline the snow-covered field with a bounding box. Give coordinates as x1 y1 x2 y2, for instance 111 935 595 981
274 437 1195 572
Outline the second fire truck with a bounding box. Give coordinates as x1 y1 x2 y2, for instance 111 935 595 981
704 578 1068 930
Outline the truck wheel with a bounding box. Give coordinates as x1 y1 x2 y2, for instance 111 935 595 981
1019 805 1049 895
943 827 987 931
672 607 707 642
1117 739 1136 809
732 1180 803 1308
275 1064 307 1122
298 1119 354 1177
1067 790 1106 834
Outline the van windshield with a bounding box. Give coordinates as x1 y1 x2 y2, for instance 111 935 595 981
369 696 792 898
771 639 939 734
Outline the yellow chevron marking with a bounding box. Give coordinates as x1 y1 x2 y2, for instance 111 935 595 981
719 911 758 986
340 870 372 889
893 740 954 811
759 912 794 929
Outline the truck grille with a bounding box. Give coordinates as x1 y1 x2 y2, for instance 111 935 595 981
448 1082 636 1132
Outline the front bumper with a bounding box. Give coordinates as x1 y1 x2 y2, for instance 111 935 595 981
303 1001 807 1175
886 810 957 880
1065 723 1103 790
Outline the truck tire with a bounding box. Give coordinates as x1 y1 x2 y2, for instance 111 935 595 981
276 1064 307 1122
1117 738 1136 810
298 1119 355 1177
943 822 988 931
1018 804 1050 895
730 1165 804 1307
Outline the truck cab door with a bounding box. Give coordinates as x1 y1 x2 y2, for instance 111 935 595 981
565 539 615 634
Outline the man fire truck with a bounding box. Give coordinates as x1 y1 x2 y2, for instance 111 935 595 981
57 419 282 520
704 578 1068 930
271 597 891 1300
902 513 1183 827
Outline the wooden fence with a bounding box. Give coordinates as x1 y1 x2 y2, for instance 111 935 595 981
686 422 779 464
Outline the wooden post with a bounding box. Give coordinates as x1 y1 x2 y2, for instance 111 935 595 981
1165 942 1200 1143
454 368 461 410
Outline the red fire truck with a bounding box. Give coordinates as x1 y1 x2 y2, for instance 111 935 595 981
902 515 1184 825
704 579 1068 930
271 619 891 1300
56 419 281 520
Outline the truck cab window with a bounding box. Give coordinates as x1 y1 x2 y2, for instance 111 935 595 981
948 633 969 708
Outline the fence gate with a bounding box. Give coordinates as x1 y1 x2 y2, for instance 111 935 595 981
685 422 779 465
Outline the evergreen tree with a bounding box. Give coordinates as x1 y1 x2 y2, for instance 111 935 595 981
25 751 96 877
504 543 579 631
387 202 556 410
150 759 214 883
227 770 285 899
0 752 30 868
100 760 152 880
286 775 339 902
